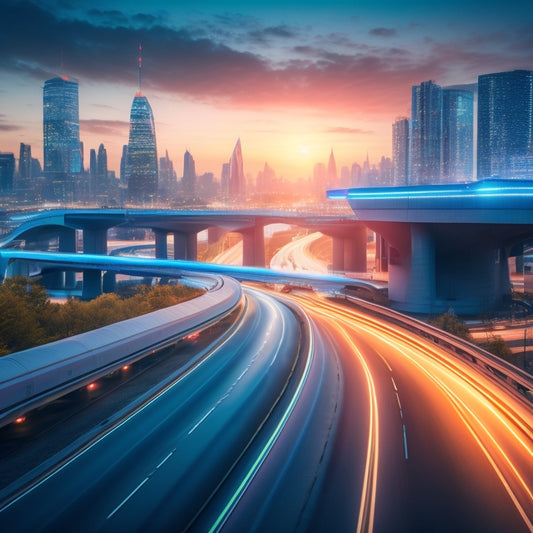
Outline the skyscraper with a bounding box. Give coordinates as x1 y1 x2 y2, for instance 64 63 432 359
126 46 158 204
0 153 15 194
182 150 196 198
228 138 245 200
43 75 81 200
477 70 533 179
409 80 443 185
442 88 474 182
392 117 409 185
327 149 338 188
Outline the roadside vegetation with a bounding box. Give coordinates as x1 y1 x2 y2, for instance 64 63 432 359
431 312 513 362
0 276 204 356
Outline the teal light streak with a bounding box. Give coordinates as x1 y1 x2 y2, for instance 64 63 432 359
208 309 315 532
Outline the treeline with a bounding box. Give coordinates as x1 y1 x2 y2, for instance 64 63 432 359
0 277 204 356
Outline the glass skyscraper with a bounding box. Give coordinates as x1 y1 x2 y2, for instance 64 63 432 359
409 80 443 185
126 94 158 204
392 117 409 186
43 76 81 200
477 69 533 179
442 88 474 182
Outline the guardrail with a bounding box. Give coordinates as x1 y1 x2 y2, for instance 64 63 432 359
336 294 533 404
0 275 243 428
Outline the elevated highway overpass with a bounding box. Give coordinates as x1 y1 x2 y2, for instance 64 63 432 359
329 178 533 314
0 208 367 298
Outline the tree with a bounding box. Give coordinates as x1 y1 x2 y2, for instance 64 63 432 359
430 312 473 342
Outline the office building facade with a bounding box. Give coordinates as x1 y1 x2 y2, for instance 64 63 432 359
442 88 474 182
477 69 533 179
43 76 81 200
409 80 443 185
392 117 409 185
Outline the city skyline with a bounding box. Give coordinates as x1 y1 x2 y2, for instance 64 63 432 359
1 1 532 181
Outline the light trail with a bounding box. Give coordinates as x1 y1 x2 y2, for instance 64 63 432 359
286 292 533 531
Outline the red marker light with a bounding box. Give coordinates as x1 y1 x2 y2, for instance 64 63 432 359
87 382 97 391
122 365 130 371
14 416 26 424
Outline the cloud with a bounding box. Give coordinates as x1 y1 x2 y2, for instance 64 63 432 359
1 0 531 122
0 115 21 132
326 127 373 135
80 119 129 136
369 28 397 38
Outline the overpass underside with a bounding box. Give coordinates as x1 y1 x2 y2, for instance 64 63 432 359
369 221 525 315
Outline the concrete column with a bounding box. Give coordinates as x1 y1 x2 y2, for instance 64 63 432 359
82 227 107 299
242 224 265 267
187 233 198 261
173 232 198 261
208 226 227 245
103 270 116 293
155 230 168 259
332 237 344 272
375 234 388 273
344 227 367 272
388 224 435 313
60 228 77 289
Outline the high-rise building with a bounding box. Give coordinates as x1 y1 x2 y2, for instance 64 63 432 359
409 80 443 185
0 153 15 195
126 46 158 204
89 149 97 178
228 138 245 200
392 117 409 185
182 150 196 197
327 149 338 188
442 88 474 182
43 76 81 200
18 143 32 181
477 70 533 179
126 94 158 203
97 143 108 183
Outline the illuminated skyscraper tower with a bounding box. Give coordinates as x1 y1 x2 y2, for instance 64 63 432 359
228 138 245 200
126 45 158 204
43 75 81 200
409 80 443 185
478 70 533 179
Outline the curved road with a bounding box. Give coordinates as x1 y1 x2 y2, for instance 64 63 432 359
285 293 533 532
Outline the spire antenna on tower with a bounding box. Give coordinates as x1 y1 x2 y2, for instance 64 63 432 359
138 43 143 94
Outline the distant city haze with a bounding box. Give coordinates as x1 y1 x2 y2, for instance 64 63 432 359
0 1 532 183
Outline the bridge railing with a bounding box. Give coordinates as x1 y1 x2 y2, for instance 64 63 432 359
337 294 533 405
0 275 243 428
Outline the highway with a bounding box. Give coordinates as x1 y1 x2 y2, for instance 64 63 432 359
1 230 533 531
283 292 533 532
0 287 342 532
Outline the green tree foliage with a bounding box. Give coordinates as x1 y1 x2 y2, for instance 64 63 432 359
430 312 474 342
478 335 514 362
0 277 204 356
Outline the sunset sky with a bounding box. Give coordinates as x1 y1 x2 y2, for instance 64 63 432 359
1 0 532 182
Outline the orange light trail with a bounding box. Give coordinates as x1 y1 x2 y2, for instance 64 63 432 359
285 292 533 531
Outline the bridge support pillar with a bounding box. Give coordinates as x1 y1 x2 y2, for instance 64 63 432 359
344 227 367 273
242 225 265 267
174 232 197 261
332 237 344 272
208 226 227 245
82 228 107 300
375 234 388 273
41 228 78 290
155 230 168 259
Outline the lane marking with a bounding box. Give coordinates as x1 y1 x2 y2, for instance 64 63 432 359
402 424 409 460
107 477 149 519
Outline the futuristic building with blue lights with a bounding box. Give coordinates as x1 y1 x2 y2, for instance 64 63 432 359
43 76 82 200
478 70 533 179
